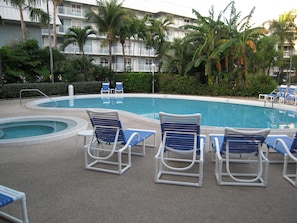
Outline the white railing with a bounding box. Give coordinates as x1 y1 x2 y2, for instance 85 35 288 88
57 6 86 18
19 89 56 107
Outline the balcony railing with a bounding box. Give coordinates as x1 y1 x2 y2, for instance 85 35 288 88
58 43 156 57
57 6 86 18
284 50 297 57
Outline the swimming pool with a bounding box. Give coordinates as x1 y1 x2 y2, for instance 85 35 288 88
27 94 297 131
0 116 88 146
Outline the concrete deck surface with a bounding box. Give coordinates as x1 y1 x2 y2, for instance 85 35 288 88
0 97 296 223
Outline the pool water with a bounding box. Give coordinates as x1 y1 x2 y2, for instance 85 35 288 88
37 96 297 129
0 120 68 140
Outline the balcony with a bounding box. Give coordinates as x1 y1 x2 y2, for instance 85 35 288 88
284 50 297 58
57 6 87 19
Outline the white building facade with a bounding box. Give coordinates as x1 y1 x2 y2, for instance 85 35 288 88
0 0 196 73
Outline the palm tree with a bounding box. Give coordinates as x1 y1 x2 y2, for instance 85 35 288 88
86 0 129 71
115 11 136 72
253 35 278 75
164 38 192 75
4 0 48 41
146 16 173 72
62 25 96 81
183 7 232 84
267 10 297 77
131 15 149 70
52 0 62 48
225 3 268 84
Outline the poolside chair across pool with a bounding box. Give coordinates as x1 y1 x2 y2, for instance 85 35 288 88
155 112 205 187
281 85 297 104
100 82 110 94
210 127 270 187
114 82 124 94
85 109 156 174
259 84 287 103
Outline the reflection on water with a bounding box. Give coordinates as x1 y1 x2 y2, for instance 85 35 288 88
39 97 297 129
264 109 296 129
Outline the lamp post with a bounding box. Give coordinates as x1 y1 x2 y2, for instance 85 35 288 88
151 63 156 94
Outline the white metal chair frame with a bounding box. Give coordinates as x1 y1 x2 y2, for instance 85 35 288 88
265 134 297 187
85 110 156 175
282 85 297 104
0 185 29 223
258 84 287 102
85 125 136 174
274 138 297 187
212 128 270 187
114 82 124 94
100 82 110 94
155 112 205 187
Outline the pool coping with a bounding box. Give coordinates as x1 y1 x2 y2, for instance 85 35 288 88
0 115 88 146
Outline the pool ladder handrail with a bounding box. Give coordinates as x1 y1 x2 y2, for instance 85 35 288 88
19 89 57 107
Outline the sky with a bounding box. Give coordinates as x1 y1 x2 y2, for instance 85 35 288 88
123 0 297 27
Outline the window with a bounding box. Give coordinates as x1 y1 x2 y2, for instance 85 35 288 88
125 58 131 65
100 57 109 65
145 58 153 65
71 20 82 28
71 4 82 15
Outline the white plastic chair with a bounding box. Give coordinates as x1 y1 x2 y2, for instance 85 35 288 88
211 127 271 187
114 82 124 94
0 185 29 223
100 82 110 94
85 109 156 174
265 133 297 187
155 112 205 187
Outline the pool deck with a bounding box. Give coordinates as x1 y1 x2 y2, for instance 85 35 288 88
1 97 297 223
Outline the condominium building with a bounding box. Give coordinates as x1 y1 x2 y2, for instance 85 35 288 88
0 0 196 72
0 1 295 75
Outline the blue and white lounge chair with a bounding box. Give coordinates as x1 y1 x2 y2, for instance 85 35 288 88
281 85 297 104
210 127 270 187
100 82 110 94
155 112 205 187
259 84 287 102
85 109 156 174
265 133 297 187
0 185 29 223
115 82 124 94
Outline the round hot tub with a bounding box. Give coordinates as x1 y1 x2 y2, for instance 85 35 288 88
0 116 88 146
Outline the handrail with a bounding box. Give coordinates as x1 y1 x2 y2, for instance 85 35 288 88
19 89 57 106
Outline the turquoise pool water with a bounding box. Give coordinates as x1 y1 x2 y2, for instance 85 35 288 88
0 116 88 146
0 120 68 140
36 96 297 129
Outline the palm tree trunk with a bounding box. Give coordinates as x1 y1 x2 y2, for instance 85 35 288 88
243 55 248 84
108 40 112 71
83 51 87 81
19 5 26 41
121 42 126 71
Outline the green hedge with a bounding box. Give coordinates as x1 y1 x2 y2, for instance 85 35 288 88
0 72 277 99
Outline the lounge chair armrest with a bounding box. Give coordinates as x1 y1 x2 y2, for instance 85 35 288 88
214 137 223 160
275 138 297 161
119 132 140 152
154 143 164 158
